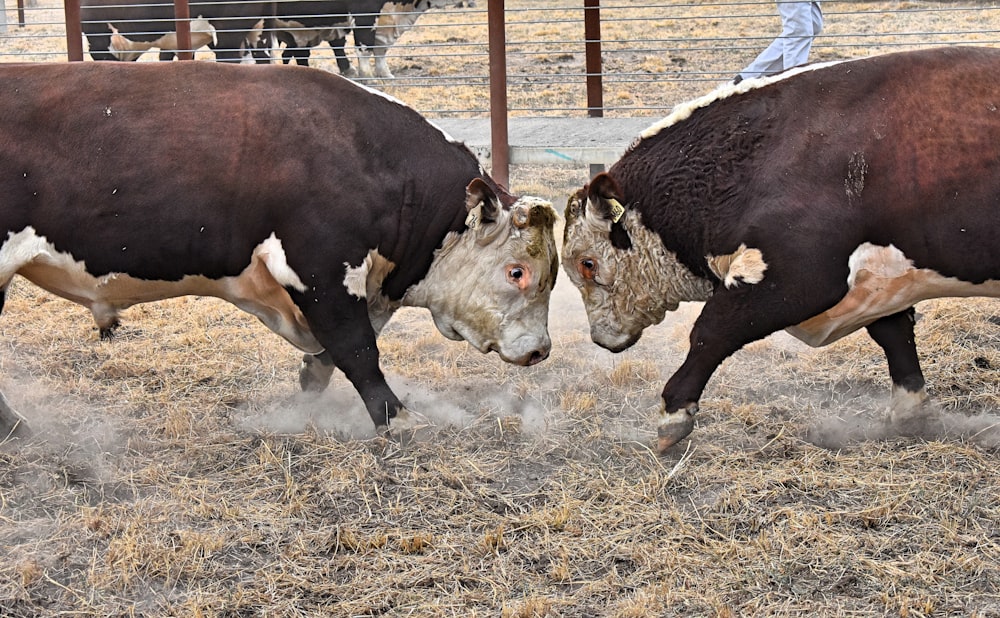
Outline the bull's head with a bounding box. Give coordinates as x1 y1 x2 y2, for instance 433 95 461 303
405 178 558 366
562 173 712 352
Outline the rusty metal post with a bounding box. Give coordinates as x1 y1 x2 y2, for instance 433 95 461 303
174 0 193 60
584 0 604 176
487 0 509 189
64 0 84 61
17 0 25 28
584 0 603 118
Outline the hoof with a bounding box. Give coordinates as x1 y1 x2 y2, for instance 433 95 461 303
298 353 335 393
377 408 432 444
657 402 697 453
888 387 930 425
887 387 935 437
98 318 121 341
390 408 432 433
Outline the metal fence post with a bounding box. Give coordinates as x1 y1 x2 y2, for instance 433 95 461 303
487 0 510 189
64 0 84 60
174 0 193 60
584 0 604 177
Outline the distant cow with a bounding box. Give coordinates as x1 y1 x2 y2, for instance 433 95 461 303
275 0 458 78
81 0 273 63
0 62 558 440
561 46 1000 451
108 16 217 61
273 13 356 74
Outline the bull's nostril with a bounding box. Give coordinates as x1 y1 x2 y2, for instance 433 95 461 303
527 349 549 366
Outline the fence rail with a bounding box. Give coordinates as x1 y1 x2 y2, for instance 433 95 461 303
2 0 998 181
4 0 998 114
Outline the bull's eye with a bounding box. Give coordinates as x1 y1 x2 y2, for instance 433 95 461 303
507 264 530 290
578 258 597 280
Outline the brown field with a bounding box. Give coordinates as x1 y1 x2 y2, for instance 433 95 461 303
3 2 1000 616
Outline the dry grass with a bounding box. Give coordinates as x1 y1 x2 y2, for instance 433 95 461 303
2 219 999 617
3 2 1000 616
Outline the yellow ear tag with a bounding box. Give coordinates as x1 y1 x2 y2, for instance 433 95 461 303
465 204 482 230
608 198 625 223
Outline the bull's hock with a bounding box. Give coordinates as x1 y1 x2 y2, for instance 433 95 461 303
433 117 655 167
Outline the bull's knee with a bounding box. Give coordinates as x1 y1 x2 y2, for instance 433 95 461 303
299 352 336 392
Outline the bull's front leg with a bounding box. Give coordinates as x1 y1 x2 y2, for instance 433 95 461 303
327 38 357 76
656 283 845 452
373 48 393 79
355 48 376 79
298 297 424 435
656 322 743 452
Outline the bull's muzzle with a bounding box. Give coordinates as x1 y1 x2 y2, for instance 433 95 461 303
496 335 551 366
591 327 640 353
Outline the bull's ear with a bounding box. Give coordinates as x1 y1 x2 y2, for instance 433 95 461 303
585 172 626 224
465 178 500 230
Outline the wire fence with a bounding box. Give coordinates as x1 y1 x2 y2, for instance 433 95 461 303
1 0 998 118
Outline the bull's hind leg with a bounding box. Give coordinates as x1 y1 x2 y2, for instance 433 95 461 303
865 308 930 427
0 288 29 439
300 351 336 392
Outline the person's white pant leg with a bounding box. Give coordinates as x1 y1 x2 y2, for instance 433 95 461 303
739 37 785 79
739 1 821 81
778 1 821 69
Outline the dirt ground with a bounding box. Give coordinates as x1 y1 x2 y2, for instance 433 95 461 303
2 1 1000 616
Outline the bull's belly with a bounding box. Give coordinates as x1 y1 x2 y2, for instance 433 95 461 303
1 227 324 354
786 243 1000 347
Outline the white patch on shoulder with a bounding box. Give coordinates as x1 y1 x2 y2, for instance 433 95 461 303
343 257 370 299
639 58 853 141
706 244 768 288
343 250 396 300
257 233 307 292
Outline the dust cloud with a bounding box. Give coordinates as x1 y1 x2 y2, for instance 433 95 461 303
806 403 1000 450
0 375 124 495
242 376 553 440
241 275 618 441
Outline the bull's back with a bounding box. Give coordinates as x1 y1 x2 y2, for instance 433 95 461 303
0 62 465 281
802 47 1000 283
660 47 1000 284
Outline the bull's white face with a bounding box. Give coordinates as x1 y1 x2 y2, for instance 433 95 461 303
404 185 558 366
561 188 712 352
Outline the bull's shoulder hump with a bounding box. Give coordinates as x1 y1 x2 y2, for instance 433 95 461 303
636 58 851 142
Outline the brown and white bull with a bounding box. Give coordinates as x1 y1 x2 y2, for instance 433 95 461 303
0 61 558 439
81 0 272 63
107 16 217 62
275 0 458 78
561 46 1000 452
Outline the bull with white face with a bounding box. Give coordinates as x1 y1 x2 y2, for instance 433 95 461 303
0 61 558 439
563 46 1000 452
